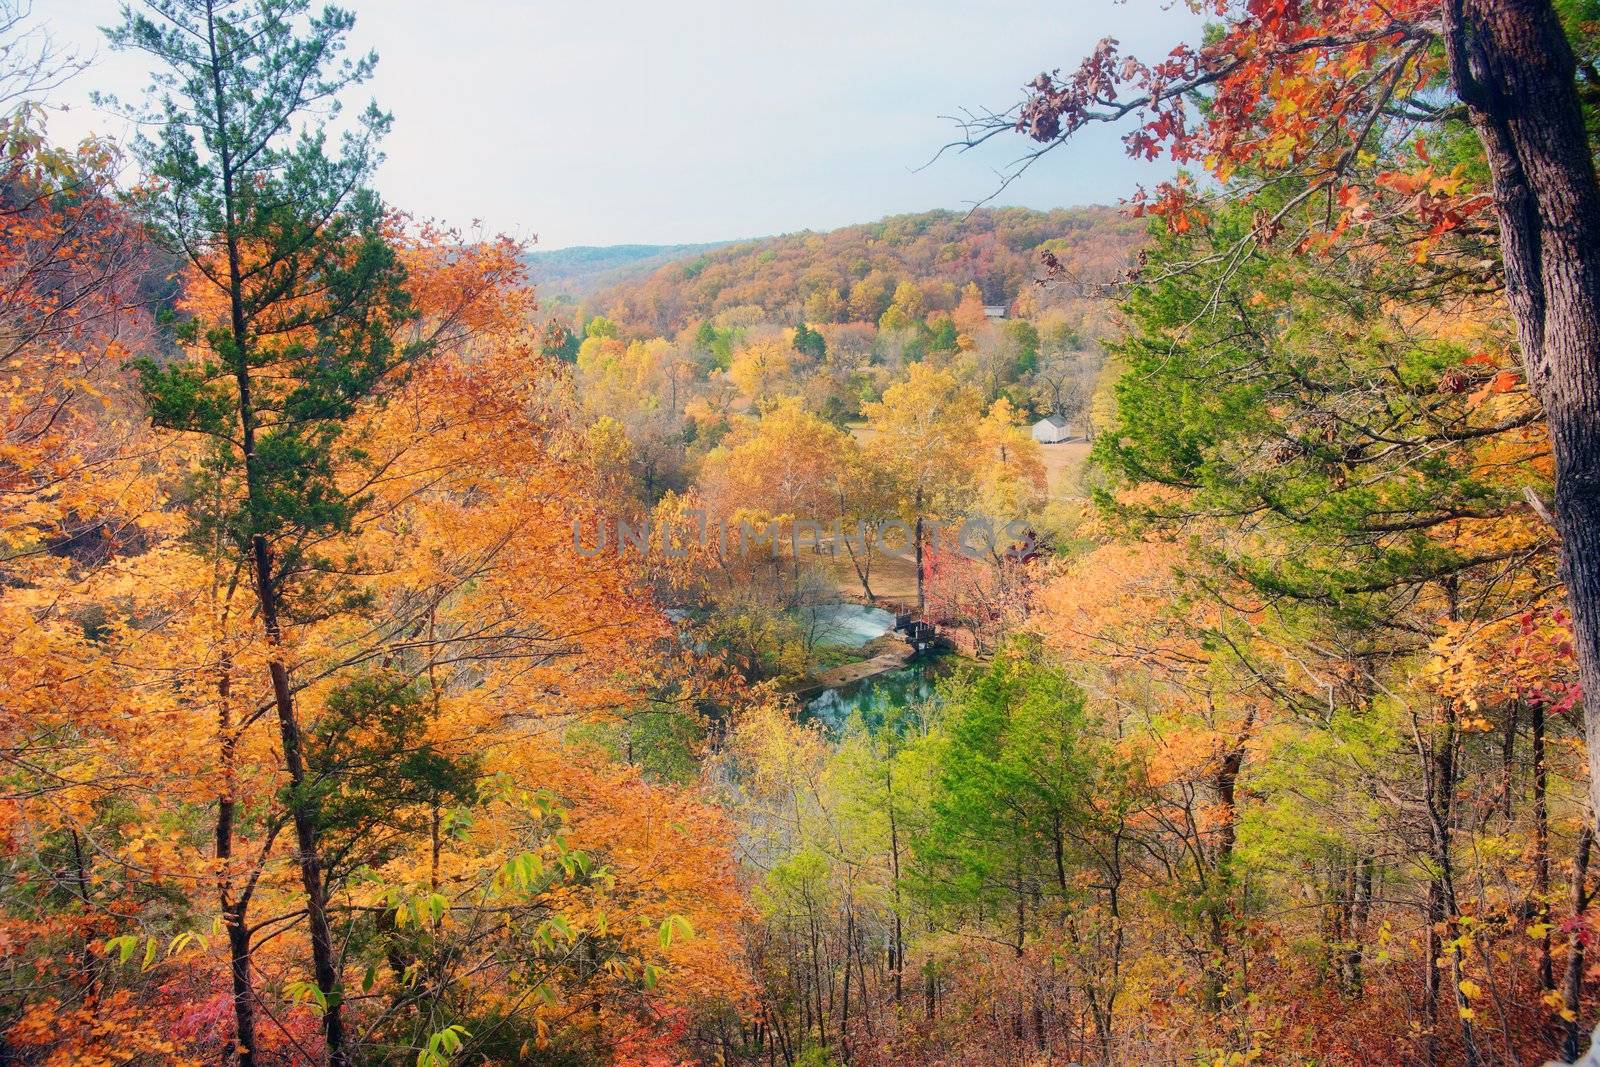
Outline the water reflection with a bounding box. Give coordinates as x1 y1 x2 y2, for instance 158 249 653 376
803 661 951 733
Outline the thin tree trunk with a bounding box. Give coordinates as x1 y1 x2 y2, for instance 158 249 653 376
887 767 905 1009
841 900 854 1060
1423 689 1481 1067
260 554 347 1065
772 1003 795 1067
1424 878 1444 1067
216 652 256 1067
1501 701 1520 821
913 508 926 617
807 900 827 1050
837 489 876 604
1535 699 1554 991
855 926 874 1037
1563 826 1594 1062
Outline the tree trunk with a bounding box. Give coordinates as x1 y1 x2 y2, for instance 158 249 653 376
1564 826 1594 1062
1339 853 1373 996
856 926 874 1037
1423 707 1455 1066
1535 698 1554 991
887 767 905 1009
1501 702 1519 821
914 511 926 617
842 899 853 1059
257 546 347 1065
1204 733 1246 1008
1445 0 1600 837
843 532 876 604
1424 876 1443 1067
1422 693 1481 1067
216 653 257 1067
224 912 257 1067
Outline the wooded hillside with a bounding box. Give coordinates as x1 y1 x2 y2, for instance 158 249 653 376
587 206 1144 335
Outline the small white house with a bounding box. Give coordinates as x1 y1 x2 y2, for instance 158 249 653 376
983 305 1008 320
1031 414 1071 444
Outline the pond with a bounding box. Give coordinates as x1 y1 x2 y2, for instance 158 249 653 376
803 658 955 733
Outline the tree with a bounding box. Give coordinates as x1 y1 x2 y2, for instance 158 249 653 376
1441 3 1600 826
927 314 959 353
952 282 988 340
1003 319 1039 377
863 364 984 614
1031 347 1096 428
700 397 853 600
1094 186 1564 1056
804 286 845 325
879 281 926 333
729 337 796 401
916 640 1091 948
540 318 580 361
848 270 894 323
793 321 827 361
107 2 403 1060
970 0 1600 853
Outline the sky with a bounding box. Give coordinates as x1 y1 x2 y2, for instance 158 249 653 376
33 0 1205 250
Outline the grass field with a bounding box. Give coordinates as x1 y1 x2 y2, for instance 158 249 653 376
1038 439 1093 500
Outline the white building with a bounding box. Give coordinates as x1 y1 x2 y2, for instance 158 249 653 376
1031 414 1071 444
983 305 1008 319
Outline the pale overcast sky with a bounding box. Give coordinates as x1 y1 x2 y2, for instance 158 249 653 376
33 0 1204 250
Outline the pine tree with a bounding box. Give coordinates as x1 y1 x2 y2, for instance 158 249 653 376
106 3 410 1062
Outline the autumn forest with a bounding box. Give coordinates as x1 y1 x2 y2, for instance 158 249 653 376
7 0 1600 1065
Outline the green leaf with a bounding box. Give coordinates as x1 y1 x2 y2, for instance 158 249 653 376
658 913 695 949
285 980 330 1015
103 934 138 964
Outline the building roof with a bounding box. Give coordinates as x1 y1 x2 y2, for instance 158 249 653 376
1036 414 1069 428
982 305 1008 318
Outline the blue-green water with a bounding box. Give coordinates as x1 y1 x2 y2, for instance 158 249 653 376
803 660 949 733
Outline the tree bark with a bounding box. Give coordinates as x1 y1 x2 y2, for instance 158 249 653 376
887 764 905 1009
841 898 853 1059
216 653 257 1067
1423 693 1480 1067
1534 699 1554 991
914 509 926 617
1444 0 1600 836
1339 853 1373 996
1500 701 1519 821
1564 826 1594 1062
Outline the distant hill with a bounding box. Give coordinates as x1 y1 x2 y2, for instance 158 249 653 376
585 206 1145 335
523 241 735 300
